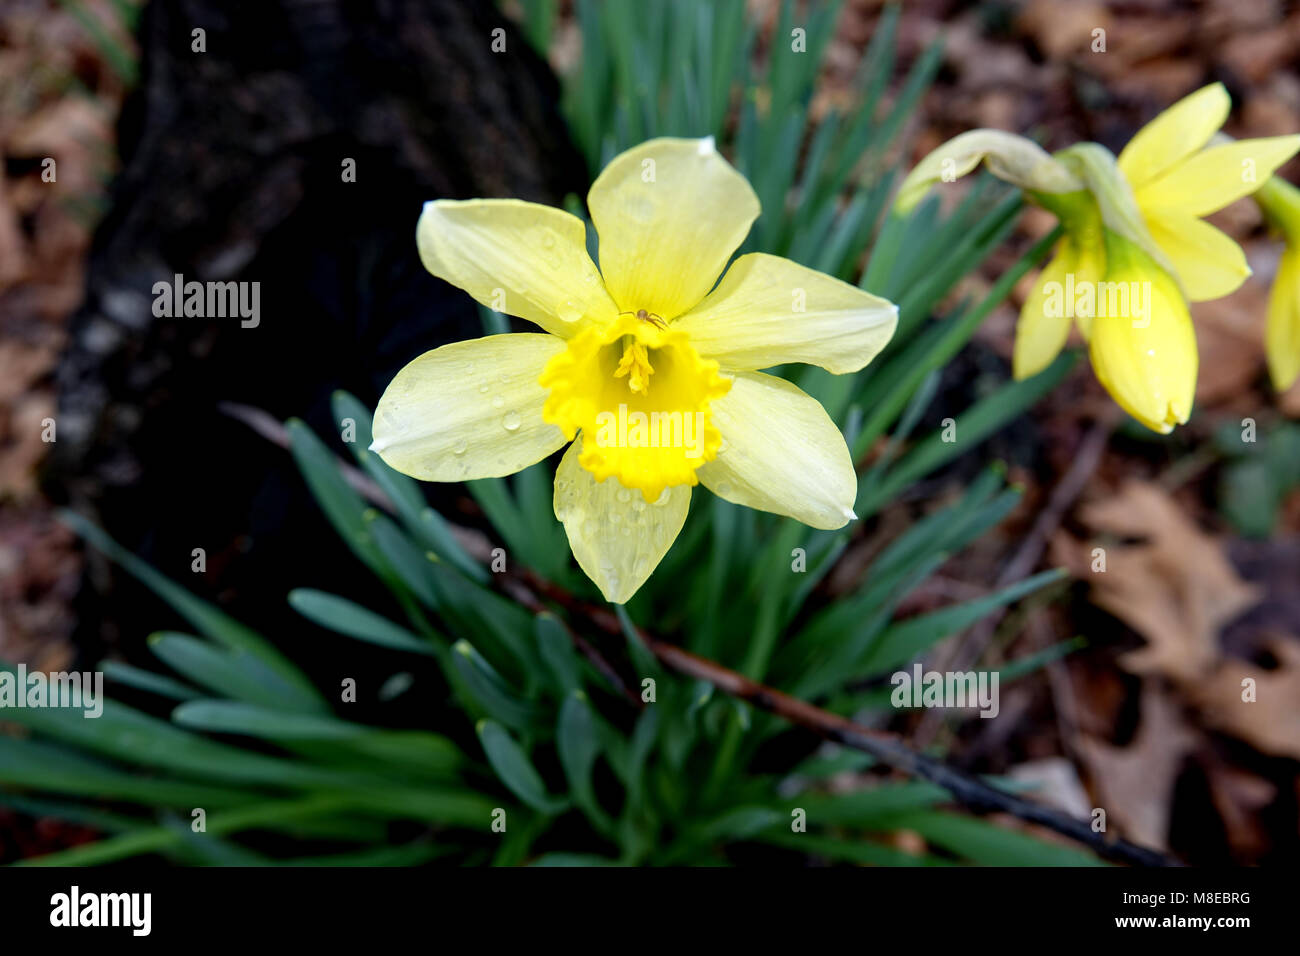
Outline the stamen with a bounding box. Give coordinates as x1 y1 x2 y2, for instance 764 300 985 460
614 338 654 393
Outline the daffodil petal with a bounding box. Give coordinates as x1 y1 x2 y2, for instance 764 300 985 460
1145 214 1251 302
416 199 617 337
698 371 856 530
1117 83 1230 190
1266 245 1300 391
587 137 759 321
553 436 691 604
671 253 898 374
1136 136 1300 217
1087 242 1197 433
1013 243 1076 380
371 333 567 480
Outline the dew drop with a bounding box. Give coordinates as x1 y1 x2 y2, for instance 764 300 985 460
602 565 621 594
452 438 468 455
492 395 505 409
616 488 631 503
502 410 521 431
629 197 656 222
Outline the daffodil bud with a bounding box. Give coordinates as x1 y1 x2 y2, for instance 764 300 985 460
894 130 1083 215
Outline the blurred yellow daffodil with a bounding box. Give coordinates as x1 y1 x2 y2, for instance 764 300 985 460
371 137 898 603
897 83 1300 433
1252 174 1300 391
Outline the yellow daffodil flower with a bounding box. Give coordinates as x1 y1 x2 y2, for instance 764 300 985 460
896 83 1300 433
1252 174 1300 391
1021 145 1199 432
1118 84 1300 302
371 137 898 603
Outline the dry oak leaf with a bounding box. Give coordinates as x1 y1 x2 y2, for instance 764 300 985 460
1061 481 1260 683
1076 684 1196 852
1192 638 1300 761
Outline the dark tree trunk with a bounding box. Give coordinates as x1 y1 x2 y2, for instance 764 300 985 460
47 0 585 690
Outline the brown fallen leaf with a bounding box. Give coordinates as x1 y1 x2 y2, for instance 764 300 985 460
1016 0 1113 61
1054 481 1261 683
1077 684 1197 852
1201 755 1276 861
1193 637 1300 761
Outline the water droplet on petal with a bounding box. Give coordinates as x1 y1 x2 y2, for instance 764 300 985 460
492 395 505 409
629 197 656 222
452 439 468 455
616 489 631 503
502 411 521 431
